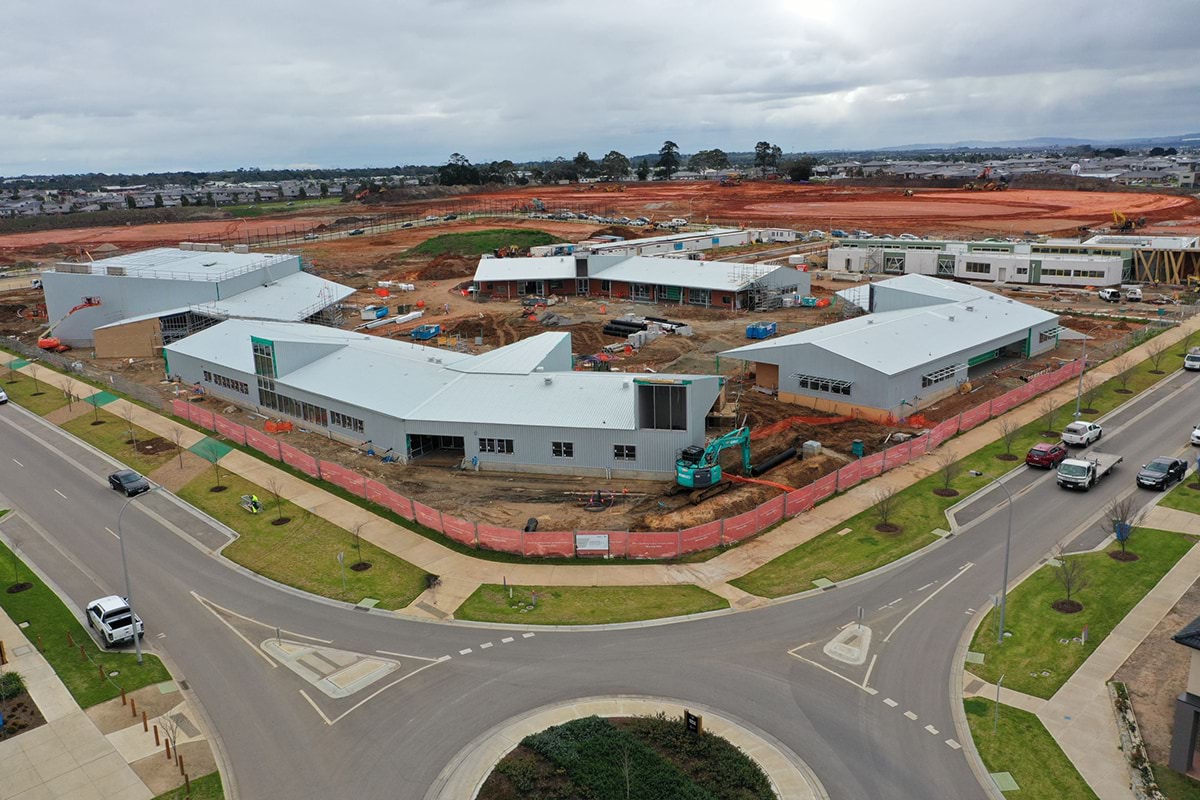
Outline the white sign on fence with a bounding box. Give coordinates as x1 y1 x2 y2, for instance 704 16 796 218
575 534 610 552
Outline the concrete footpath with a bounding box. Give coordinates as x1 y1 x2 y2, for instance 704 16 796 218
0 607 153 800
7 312 1200 605
965 506 1200 800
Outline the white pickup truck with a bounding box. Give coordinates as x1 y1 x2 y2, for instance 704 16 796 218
1056 451 1123 491
1062 421 1103 447
86 596 144 647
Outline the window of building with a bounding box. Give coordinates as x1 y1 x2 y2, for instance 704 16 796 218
479 438 514 455
793 373 852 396
203 370 212 382
208 372 249 395
613 444 637 461
964 261 991 274
600 280 611 292
330 410 365 435
921 363 964 388
1016 267 1028 275
552 441 574 458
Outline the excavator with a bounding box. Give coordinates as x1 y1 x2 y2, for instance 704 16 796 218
720 174 743 187
673 426 752 503
37 297 101 351
1112 211 1147 232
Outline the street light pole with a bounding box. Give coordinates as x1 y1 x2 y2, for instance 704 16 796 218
1074 324 1107 419
969 470 1014 645
117 487 158 665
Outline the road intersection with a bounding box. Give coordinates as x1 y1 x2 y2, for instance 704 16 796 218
1 367 1196 799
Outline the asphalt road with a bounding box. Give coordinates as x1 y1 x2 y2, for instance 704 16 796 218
0 367 1196 800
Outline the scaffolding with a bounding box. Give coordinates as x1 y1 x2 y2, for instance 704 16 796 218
864 245 884 275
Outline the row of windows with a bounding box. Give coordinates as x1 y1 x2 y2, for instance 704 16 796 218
488 440 636 461
202 370 249 395
796 374 853 396
479 438 514 454
1040 268 1071 277
964 261 991 274
259 387 328 427
921 364 962 388
330 410 364 435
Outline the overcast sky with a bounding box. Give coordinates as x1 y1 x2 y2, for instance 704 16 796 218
5 0 1198 175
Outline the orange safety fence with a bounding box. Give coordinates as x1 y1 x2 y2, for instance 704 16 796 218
750 415 855 439
264 420 293 434
726 474 796 492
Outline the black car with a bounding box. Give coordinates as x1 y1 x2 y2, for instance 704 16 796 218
108 469 151 497
1136 457 1187 491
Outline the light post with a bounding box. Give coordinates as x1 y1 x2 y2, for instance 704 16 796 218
117 486 159 665
1074 324 1107 419
969 470 1014 645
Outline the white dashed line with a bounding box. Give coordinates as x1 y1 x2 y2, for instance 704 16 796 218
883 698 898 707
917 582 934 592
12 459 23 467
480 642 493 649
501 637 514 644
924 724 939 735
105 527 119 539
459 648 472 655
904 711 918 721
945 739 961 750
437 655 451 662
54 489 68 499
522 632 535 639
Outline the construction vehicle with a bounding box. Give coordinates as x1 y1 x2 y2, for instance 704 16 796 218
720 175 743 187
902 189 915 197
1112 211 1147 231
674 426 752 503
603 184 626 193
37 297 101 351
1056 451 1123 491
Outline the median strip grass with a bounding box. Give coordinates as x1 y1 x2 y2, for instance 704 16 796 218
967 528 1193 698
61 410 179 476
1159 474 1200 515
0 539 171 708
2 369 71 415
965 697 1098 800
178 472 426 610
455 584 729 625
731 333 1196 599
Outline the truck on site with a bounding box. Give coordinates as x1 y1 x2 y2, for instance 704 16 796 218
1056 451 1123 491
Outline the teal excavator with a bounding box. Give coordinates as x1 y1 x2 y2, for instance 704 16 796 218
674 426 752 503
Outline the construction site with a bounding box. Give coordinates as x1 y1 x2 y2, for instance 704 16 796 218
0 183 1196 537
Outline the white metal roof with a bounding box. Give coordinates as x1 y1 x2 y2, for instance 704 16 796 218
588 228 741 251
166 320 714 430
473 255 576 283
1083 234 1199 249
729 277 1057 376
55 247 297 281
473 253 784 293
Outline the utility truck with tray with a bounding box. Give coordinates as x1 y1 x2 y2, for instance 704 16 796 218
1056 451 1123 491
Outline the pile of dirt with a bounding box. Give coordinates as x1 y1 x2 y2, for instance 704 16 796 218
591 225 644 240
406 254 476 281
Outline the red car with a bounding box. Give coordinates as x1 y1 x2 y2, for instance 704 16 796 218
1026 442 1068 468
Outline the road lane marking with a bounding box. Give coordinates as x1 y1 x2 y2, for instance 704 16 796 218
862 655 878 690
788 646 875 695
326 660 442 726
12 459 23 467
375 650 441 663
105 527 119 539
191 592 276 668
917 582 935 592
883 698 898 707
501 637 514 643
522 632 535 638
459 648 472 655
437 655 451 662
299 690 333 725
54 489 68 499
883 562 974 643
946 739 961 750
480 642 493 649
904 711 918 721
925 724 939 735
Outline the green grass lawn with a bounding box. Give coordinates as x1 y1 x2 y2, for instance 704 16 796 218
1159 475 1200 515
152 771 224 800
407 228 563 258
179 473 426 610
967 529 1193 698
965 698 1098 800
1153 763 1200 800
730 333 1195 599
2 370 71 416
226 196 342 218
0 540 172 708
455 584 729 625
60 411 179 475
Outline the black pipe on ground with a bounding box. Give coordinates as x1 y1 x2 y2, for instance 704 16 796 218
750 447 797 477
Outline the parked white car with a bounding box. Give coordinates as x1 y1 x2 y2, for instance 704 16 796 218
1191 426 1200 446
0 387 7 404
1184 348 1200 371
1126 287 1143 302
1062 421 1103 447
86 596 144 647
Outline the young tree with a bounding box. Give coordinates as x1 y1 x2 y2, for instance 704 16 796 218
120 404 139 453
28 364 42 395
351 520 368 566
58 379 74 411
1102 495 1144 559
636 159 650 181
1037 395 1059 436
264 477 287 522
1146 337 1169 373
1052 550 1091 610
935 451 962 495
872 486 900 531
1080 374 1103 413
655 141 680 180
997 417 1020 458
169 425 186 469
1112 355 1136 393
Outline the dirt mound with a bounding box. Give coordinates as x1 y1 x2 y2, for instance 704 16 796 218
591 225 644 240
409 254 476 281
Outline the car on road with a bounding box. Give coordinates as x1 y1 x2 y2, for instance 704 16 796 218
1185 348 1200 371
86 596 144 647
1192 425 1200 446
898 233 921 240
1136 456 1187 490
1025 442 1068 468
830 229 849 238
443 214 458 221
424 215 439 222
1062 421 1103 447
807 229 825 239
0 387 7 404
348 228 365 236
303 233 318 240
108 469 151 497
401 222 413 228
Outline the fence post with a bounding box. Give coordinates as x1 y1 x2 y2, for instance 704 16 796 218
676 530 682 556
719 517 726 547
472 522 479 549
908 438 915 461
